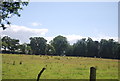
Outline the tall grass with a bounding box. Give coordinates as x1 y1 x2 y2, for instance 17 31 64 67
1 54 119 79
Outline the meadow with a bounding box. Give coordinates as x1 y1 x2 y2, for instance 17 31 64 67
1 54 119 79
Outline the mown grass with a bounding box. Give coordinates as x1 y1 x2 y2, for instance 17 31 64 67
1 54 119 79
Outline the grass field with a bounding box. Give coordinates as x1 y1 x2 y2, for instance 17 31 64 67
1 54 119 79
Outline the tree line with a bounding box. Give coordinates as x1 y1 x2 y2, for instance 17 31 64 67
1 35 120 59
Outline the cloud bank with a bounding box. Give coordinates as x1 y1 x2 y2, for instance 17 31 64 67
1 25 48 43
0 25 118 44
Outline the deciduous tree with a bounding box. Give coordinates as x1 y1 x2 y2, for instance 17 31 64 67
0 0 29 30
51 35 69 56
30 37 47 55
73 38 87 56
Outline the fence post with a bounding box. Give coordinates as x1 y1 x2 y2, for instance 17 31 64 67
37 68 46 81
90 67 96 81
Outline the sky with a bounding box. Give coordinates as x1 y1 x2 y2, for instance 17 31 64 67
0 2 118 44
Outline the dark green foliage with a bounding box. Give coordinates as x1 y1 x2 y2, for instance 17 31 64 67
99 39 119 59
73 38 87 56
0 0 28 30
46 44 55 55
18 43 32 54
50 35 69 56
30 37 47 55
65 44 73 56
2 36 19 53
1 35 120 59
86 37 99 57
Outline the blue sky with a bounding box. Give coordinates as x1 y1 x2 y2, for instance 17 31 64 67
1 2 118 44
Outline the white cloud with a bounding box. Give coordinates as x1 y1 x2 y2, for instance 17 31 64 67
31 22 42 27
0 25 48 43
0 26 118 45
45 36 54 43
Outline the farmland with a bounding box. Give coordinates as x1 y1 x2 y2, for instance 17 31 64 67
2 54 119 79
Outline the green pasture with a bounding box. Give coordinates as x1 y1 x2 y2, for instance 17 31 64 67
1 54 119 79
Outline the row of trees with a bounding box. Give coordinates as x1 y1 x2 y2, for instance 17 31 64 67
1 35 120 59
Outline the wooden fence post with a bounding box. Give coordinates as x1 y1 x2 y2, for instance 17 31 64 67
37 68 46 81
90 67 96 81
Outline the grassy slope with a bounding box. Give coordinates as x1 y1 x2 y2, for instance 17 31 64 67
2 54 119 79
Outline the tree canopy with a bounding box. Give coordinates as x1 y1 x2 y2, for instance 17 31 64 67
2 36 19 53
50 35 69 56
30 37 47 55
0 0 29 30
